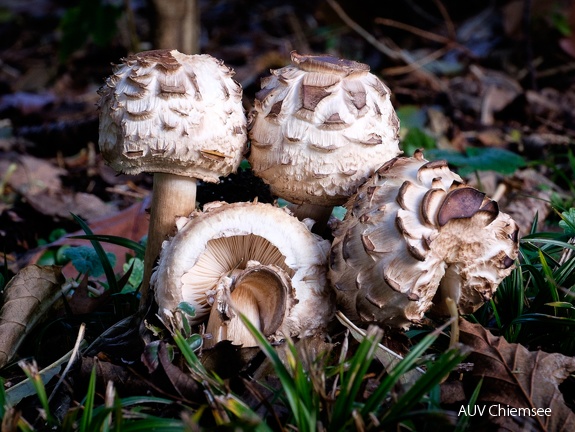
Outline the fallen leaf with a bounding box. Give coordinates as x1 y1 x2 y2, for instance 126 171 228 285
459 319 575 431
25 198 150 276
0 152 118 220
28 191 117 221
0 153 65 195
158 341 202 401
0 265 65 368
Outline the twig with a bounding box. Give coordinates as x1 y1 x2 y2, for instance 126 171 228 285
48 323 86 402
326 0 444 89
325 0 402 60
491 182 507 203
432 0 456 40
375 17 452 45
382 45 450 76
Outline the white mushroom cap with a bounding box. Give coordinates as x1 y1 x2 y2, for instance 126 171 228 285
248 51 401 206
151 201 333 342
98 49 247 182
329 150 519 328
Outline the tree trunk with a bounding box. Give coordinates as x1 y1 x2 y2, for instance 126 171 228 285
151 0 199 54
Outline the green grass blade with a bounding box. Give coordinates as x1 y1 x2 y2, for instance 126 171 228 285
331 326 382 429
361 322 450 417
79 365 97 432
215 394 273 432
117 418 185 431
521 236 575 251
538 250 560 303
19 361 56 426
381 346 468 424
71 213 119 294
455 377 483 432
238 313 316 432
0 377 5 419
511 313 575 327
70 234 146 258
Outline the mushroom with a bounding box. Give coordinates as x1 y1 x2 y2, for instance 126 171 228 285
151 201 332 348
248 51 401 232
329 150 519 330
98 49 247 302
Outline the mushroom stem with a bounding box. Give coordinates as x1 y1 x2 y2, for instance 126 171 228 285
445 297 459 349
288 203 333 235
141 172 197 306
204 283 261 349
203 265 289 349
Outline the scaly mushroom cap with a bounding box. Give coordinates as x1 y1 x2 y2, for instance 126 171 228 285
329 150 519 328
151 201 333 343
248 51 401 206
98 49 247 182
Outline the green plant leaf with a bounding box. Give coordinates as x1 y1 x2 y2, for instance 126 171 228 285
427 147 526 176
559 208 575 235
177 302 196 318
402 127 437 157
122 257 144 293
63 246 116 278
397 105 427 130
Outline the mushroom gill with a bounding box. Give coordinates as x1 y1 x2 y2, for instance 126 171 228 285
151 201 333 346
180 234 293 320
329 150 519 329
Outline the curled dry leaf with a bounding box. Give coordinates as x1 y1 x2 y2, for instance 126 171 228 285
0 154 116 221
459 319 575 432
0 265 65 368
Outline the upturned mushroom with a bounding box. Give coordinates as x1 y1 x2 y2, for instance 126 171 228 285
98 49 247 302
329 150 519 329
151 201 332 348
248 51 401 232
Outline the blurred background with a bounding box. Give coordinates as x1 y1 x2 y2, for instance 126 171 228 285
1 0 574 272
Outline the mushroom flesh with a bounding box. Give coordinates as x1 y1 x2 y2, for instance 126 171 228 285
329 150 520 329
151 201 333 348
248 51 401 230
98 49 247 302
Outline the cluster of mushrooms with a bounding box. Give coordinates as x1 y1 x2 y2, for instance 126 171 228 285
98 49 519 349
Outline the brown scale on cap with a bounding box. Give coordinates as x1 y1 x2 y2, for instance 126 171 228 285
329 150 519 329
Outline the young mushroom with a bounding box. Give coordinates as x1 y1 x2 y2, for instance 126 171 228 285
151 201 332 348
248 51 401 233
329 150 519 331
98 49 247 303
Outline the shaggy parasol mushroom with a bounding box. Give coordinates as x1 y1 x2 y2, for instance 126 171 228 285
151 201 332 348
248 51 401 232
329 150 519 331
98 49 247 302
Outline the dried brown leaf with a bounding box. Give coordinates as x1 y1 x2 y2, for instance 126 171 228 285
0 265 65 368
157 341 202 401
460 319 575 431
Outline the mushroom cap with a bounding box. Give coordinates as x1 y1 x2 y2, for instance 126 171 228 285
151 201 333 340
329 150 519 328
248 51 401 206
98 49 247 182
